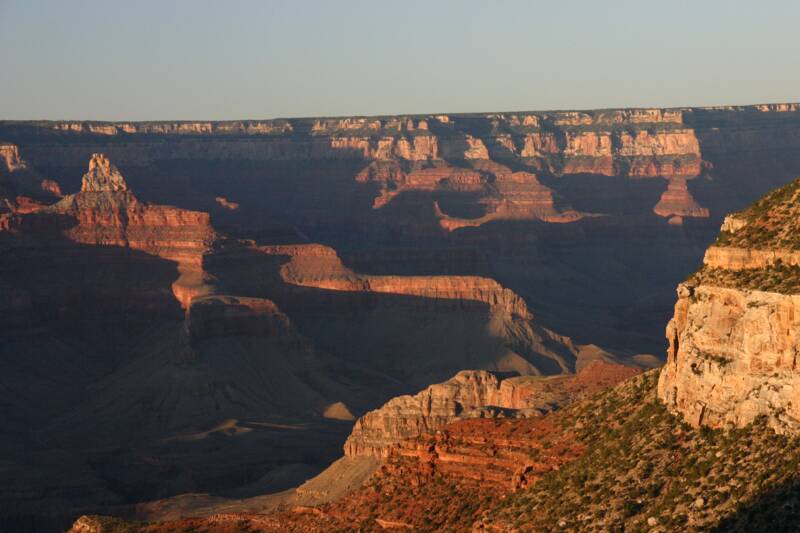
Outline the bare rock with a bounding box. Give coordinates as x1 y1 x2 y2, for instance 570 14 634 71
81 153 128 192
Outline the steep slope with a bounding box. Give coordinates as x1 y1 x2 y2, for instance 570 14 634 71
80 370 800 532
75 361 636 531
659 177 800 433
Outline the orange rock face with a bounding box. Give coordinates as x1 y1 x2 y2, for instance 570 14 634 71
2 107 709 180
45 154 215 307
437 170 584 230
357 159 584 227
253 241 534 319
653 177 710 219
344 361 639 458
658 181 800 433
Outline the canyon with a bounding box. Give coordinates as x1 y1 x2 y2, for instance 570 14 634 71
2 102 800 531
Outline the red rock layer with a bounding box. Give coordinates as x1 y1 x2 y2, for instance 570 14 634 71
437 171 584 230
344 361 639 459
39 154 216 308
652 177 710 220
357 159 584 226
1 104 734 179
71 362 639 532
254 242 533 319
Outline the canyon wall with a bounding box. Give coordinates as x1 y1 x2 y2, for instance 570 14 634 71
658 178 800 433
345 361 639 458
8 105 786 179
0 142 61 212
9 103 797 182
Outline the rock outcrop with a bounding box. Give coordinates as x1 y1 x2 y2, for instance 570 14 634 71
0 143 61 212
436 170 584 230
652 177 710 222
346 361 640 458
47 154 216 307
256 242 533 320
80 153 128 192
357 160 584 226
658 177 800 432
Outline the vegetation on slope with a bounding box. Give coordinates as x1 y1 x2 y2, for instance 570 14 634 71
688 263 800 294
483 371 800 532
715 177 800 249
71 371 800 532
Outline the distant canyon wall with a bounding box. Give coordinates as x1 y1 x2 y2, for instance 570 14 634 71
3 103 799 179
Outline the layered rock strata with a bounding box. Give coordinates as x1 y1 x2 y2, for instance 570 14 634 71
346 361 639 458
652 177 710 223
658 177 800 432
47 154 215 307
5 103 758 179
357 160 584 227
256 242 532 319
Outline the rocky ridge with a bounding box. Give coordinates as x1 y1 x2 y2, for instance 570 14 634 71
344 360 640 458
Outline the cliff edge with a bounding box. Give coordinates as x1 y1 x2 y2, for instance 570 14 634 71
658 177 800 432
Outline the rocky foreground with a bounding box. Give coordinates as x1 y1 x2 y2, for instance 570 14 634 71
71 371 800 532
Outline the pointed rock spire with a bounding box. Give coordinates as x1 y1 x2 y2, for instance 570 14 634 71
81 153 128 192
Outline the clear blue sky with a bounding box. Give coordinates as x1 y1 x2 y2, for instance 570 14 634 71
1 0 798 120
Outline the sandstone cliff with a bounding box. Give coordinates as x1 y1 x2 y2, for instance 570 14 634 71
345 361 639 458
357 159 584 227
0 104 726 179
255 242 533 320
658 177 800 432
652 176 710 223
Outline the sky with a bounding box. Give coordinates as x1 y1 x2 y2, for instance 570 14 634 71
0 0 798 120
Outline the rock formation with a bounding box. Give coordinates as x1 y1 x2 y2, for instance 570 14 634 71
0 105 725 177
436 170 584 230
345 360 640 458
215 196 239 210
652 176 710 222
46 153 216 307
0 143 61 213
658 178 800 432
357 159 584 227
80 153 128 191
259 242 532 318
